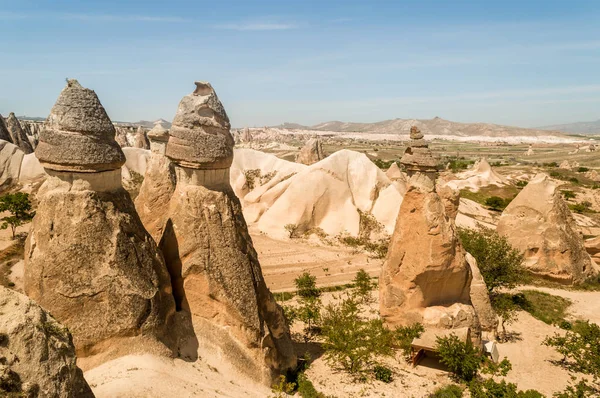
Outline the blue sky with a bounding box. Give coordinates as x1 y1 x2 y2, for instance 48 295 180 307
1 0 600 127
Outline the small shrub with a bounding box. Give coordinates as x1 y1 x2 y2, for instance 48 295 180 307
544 320 600 377
569 177 580 184
429 384 463 398
554 379 599 398
273 291 294 302
550 171 561 178
436 334 481 382
515 180 528 188
373 365 393 383
353 269 375 303
284 224 300 238
296 373 327 398
243 169 261 191
562 190 576 200
578 167 590 173
484 196 508 210
395 323 425 359
569 203 587 214
295 273 320 300
468 378 544 398
270 375 295 398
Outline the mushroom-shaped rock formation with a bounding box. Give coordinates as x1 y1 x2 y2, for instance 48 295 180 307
166 82 234 170
0 286 95 397
6 113 34 154
24 79 176 362
35 79 125 172
296 137 325 165
157 82 296 384
400 126 439 178
135 122 176 242
380 139 481 341
134 126 150 149
497 173 595 284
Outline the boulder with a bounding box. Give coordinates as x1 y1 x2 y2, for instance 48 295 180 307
296 138 325 165
497 173 594 284
5 113 34 154
35 79 126 172
157 82 296 384
24 80 176 361
0 285 94 397
166 81 234 170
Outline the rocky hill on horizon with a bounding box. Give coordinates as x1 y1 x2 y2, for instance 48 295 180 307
275 117 568 138
538 119 600 135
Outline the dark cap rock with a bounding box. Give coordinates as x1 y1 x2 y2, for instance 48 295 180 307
166 82 233 169
35 79 125 172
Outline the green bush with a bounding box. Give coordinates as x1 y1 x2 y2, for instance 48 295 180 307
468 378 544 398
373 365 393 383
578 167 589 173
352 269 375 303
515 180 528 188
429 384 463 398
544 320 600 377
395 323 425 359
569 177 580 184
284 223 300 238
295 273 320 300
297 373 327 398
294 273 322 341
321 295 394 374
436 334 481 382
484 196 509 210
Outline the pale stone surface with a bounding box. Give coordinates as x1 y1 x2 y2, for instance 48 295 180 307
0 285 94 397
166 82 234 170
465 253 498 333
6 113 33 154
497 173 594 284
35 79 125 172
400 127 438 177
385 162 406 182
122 147 150 176
445 158 509 192
379 172 479 334
296 138 325 165
0 140 24 189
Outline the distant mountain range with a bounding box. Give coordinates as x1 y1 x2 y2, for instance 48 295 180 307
276 117 567 138
538 120 600 135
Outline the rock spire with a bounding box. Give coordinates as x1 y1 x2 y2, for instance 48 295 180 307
134 126 150 149
6 113 34 154
296 137 325 165
400 126 439 178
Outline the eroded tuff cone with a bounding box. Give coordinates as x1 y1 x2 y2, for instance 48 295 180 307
0 114 12 142
24 80 176 361
6 113 34 154
35 79 125 172
156 82 296 384
497 173 595 284
134 126 150 150
380 172 480 338
465 253 498 333
296 138 325 165
166 81 233 169
0 286 94 397
401 126 438 177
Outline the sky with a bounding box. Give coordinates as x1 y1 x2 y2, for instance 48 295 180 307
1 0 600 128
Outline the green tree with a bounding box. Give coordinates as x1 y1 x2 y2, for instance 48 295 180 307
0 193 34 239
352 269 375 304
321 295 394 374
484 196 508 211
294 272 322 341
457 227 524 294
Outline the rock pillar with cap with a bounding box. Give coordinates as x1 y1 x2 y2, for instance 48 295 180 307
24 79 176 362
158 81 296 384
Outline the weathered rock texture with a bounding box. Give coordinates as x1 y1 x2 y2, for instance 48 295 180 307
465 253 498 333
296 138 325 165
157 82 296 384
134 126 150 150
35 79 126 172
0 114 14 142
135 124 176 242
6 113 34 154
0 285 94 397
0 141 24 189
24 80 175 361
166 82 234 170
400 126 439 178
381 137 480 337
497 173 594 284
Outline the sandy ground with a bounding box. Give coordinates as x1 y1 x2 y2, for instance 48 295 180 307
251 229 383 292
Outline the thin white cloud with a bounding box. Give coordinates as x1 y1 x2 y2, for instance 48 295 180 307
214 22 296 31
